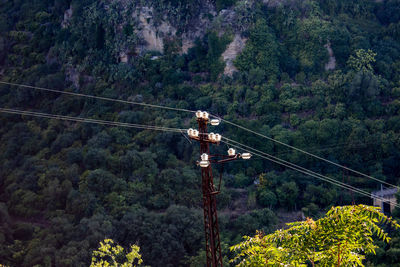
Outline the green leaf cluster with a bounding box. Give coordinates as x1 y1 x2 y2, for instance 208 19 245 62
90 239 143 267
231 205 400 266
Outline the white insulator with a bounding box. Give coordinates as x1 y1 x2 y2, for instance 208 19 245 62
201 153 209 161
210 119 220 126
208 132 216 141
241 153 252 160
228 148 236 156
202 111 209 120
199 160 210 168
192 130 199 137
196 110 203 118
187 128 194 136
215 134 221 142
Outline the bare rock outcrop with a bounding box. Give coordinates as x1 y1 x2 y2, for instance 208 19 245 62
221 34 247 76
135 6 177 54
324 42 336 71
61 7 73 29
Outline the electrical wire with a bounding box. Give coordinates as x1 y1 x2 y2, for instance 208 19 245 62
275 140 387 157
220 138 400 209
223 136 373 193
276 139 389 156
222 136 400 208
1 105 398 208
215 117 399 189
1 81 397 189
0 81 195 114
0 108 184 133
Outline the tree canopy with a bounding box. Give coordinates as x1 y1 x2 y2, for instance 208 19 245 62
1 0 400 265
231 205 400 266
90 239 143 267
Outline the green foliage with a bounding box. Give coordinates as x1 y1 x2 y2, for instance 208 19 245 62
2 0 400 265
188 32 231 81
295 16 332 73
276 182 299 210
235 19 279 82
231 205 400 266
257 189 277 209
90 239 143 267
233 208 277 237
234 173 253 188
348 49 377 72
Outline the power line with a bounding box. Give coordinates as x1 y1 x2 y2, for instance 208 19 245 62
0 108 184 133
216 118 399 189
1 107 398 208
223 136 377 194
221 138 400 209
275 140 388 157
276 138 389 156
2 81 397 189
222 137 400 208
0 81 195 114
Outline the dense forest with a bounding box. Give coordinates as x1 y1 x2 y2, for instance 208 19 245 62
1 0 400 266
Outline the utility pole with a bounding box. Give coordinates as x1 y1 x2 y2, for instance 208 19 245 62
187 110 251 267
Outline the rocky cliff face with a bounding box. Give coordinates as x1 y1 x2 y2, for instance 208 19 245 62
61 0 253 75
135 6 177 54
129 1 249 75
222 34 247 75
324 42 336 71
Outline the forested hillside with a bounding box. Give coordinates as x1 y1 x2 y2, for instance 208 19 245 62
1 0 400 266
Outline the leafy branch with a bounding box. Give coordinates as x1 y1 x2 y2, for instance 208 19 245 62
231 205 399 266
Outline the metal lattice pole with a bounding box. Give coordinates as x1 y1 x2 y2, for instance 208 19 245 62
198 118 222 267
187 111 252 267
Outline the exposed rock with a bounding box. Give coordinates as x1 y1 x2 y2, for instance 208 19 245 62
61 7 73 29
100 2 244 55
135 6 177 54
324 42 336 71
181 39 195 54
221 34 247 76
134 2 218 55
119 51 129 63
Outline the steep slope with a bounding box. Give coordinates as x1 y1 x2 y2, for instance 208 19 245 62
1 0 400 266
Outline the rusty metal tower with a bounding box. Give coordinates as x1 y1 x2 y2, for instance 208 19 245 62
187 110 251 267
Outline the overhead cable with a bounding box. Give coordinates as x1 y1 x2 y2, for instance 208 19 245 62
0 81 195 114
221 137 400 209
2 81 396 189
275 140 388 157
216 117 399 189
276 139 388 156
1 106 398 208
0 108 183 133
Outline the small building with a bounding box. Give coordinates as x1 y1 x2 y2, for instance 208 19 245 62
371 187 398 214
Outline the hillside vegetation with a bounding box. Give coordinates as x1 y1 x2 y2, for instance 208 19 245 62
1 0 400 266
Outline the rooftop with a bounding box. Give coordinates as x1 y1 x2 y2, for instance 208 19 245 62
371 188 398 197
